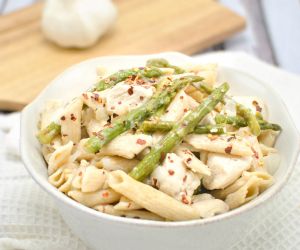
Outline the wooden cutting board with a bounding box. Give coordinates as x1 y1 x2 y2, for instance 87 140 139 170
0 0 245 111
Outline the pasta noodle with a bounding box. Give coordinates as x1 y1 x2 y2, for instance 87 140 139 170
108 170 200 221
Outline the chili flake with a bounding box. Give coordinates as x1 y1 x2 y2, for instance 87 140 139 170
127 86 134 95
102 191 109 198
225 145 233 154
60 116 66 121
136 138 146 145
168 169 175 176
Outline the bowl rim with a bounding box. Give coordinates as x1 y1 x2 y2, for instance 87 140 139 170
21 52 300 228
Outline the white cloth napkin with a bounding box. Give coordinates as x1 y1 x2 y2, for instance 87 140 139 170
0 52 299 250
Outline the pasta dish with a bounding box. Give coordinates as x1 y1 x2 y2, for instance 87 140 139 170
37 58 281 221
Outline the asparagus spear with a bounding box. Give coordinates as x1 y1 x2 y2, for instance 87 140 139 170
146 58 185 74
236 104 261 136
129 82 229 181
140 120 226 134
95 67 163 91
37 122 61 144
85 76 204 153
215 114 281 131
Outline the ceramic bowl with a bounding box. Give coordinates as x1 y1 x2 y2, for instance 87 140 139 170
20 52 300 250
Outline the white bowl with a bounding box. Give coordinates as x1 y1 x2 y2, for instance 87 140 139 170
20 52 300 250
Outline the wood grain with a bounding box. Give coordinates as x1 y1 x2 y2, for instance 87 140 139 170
0 0 245 110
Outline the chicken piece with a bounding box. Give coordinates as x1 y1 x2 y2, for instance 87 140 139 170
104 82 154 116
150 153 200 204
202 153 252 190
99 133 152 159
161 89 198 122
184 134 253 156
175 147 211 176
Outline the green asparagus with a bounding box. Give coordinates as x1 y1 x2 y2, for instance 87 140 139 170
236 104 261 136
95 67 163 91
140 120 226 134
85 76 204 153
146 58 185 74
215 114 281 131
37 122 61 144
129 82 229 181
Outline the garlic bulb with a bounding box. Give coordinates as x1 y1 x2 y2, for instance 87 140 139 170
42 0 117 48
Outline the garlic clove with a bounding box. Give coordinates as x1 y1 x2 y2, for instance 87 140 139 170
42 0 117 48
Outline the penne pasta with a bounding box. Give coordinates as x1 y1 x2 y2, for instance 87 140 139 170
108 170 200 221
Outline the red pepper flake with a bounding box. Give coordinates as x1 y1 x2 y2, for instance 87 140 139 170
183 108 188 113
181 195 189 204
251 147 259 159
78 171 82 176
183 175 187 182
111 106 115 110
180 96 184 100
252 100 262 112
118 101 122 105
94 93 100 102
170 159 174 163
136 138 146 145
186 157 192 163
127 86 134 95
225 145 233 154
70 113 77 121
139 96 144 101
60 116 66 121
102 191 109 198
82 93 88 100
152 177 158 187
168 169 175 176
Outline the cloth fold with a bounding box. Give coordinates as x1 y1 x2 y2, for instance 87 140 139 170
0 52 299 250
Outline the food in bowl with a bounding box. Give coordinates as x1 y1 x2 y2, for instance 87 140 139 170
37 58 281 221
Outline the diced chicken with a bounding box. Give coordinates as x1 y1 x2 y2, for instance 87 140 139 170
184 134 253 156
192 194 229 218
161 89 199 122
99 156 139 173
202 153 252 190
99 133 152 159
103 82 154 116
150 153 200 204
233 96 268 119
60 97 83 144
175 147 211 176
